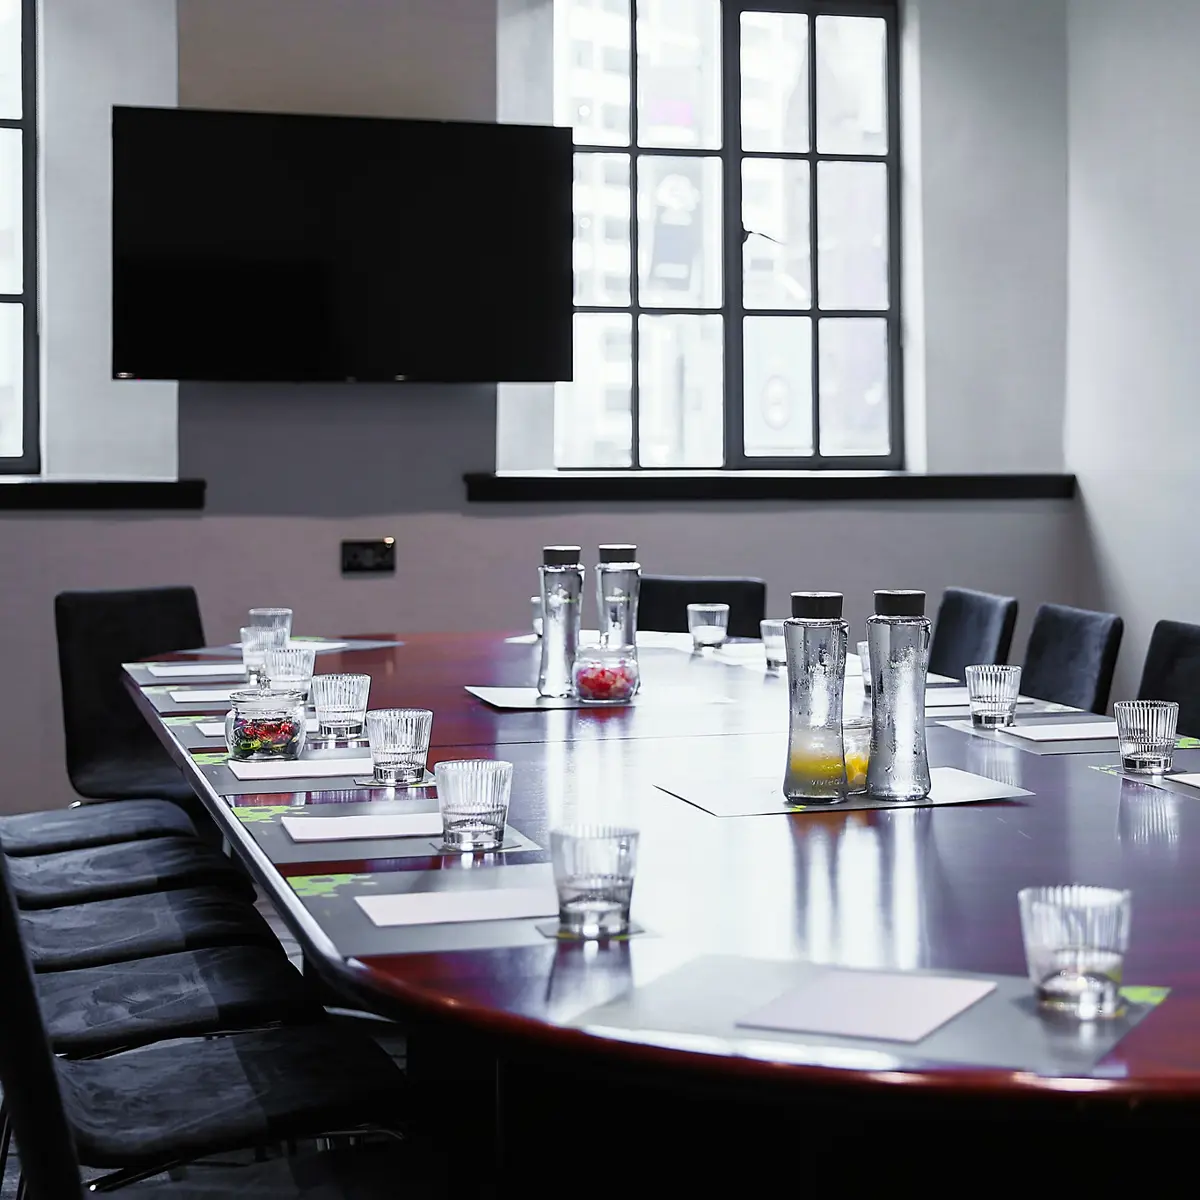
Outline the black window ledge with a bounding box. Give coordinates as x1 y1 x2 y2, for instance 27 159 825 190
465 471 1077 504
0 478 205 510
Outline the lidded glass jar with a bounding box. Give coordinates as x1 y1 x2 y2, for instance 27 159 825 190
225 688 307 762
572 644 639 704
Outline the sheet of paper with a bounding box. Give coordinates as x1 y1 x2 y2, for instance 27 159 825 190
230 639 351 653
146 663 245 678
356 886 559 928
198 718 320 738
226 755 375 781
926 767 1033 804
169 687 236 703
1003 720 1118 742
281 813 443 842
737 969 996 1043
923 687 1034 710
1167 773 1200 790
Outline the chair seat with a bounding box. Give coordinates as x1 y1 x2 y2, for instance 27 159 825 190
21 884 279 972
62 1026 409 1169
0 799 196 856
75 757 201 806
7 837 255 910
38 945 322 1057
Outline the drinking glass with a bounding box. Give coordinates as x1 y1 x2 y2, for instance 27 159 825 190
857 639 872 694
688 603 729 650
551 826 639 939
435 760 512 851
240 625 279 687
264 646 316 694
843 718 871 794
365 708 434 785
1018 885 1132 1019
1115 700 1179 775
965 664 1022 729
760 619 786 669
248 607 293 643
531 596 544 638
310 673 371 739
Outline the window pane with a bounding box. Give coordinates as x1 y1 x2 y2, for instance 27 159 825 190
636 0 721 149
817 161 887 310
638 314 723 467
0 0 19 120
0 129 21 294
742 159 809 310
740 12 808 153
816 16 887 154
573 154 630 305
744 317 812 457
0 302 22 457
555 0 631 146
818 318 889 457
556 313 633 467
638 155 722 308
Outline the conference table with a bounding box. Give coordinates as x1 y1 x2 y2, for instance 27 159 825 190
125 631 1200 1148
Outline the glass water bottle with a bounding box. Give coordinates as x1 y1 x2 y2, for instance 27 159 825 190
596 543 641 692
866 590 932 802
538 546 584 698
783 591 849 804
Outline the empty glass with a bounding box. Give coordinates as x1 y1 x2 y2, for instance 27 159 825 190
688 603 729 650
248 607 293 643
551 826 639 939
264 646 316 694
760 619 786 669
310 673 371 740
1115 700 1179 775
240 625 282 687
857 639 871 694
965 664 1023 729
435 760 512 852
365 708 433 785
531 596 543 638
1018 885 1132 1019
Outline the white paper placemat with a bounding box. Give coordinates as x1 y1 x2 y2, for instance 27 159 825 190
356 886 559 928
1001 720 1118 742
169 687 237 703
281 813 443 843
736 969 997 1043
923 687 1035 710
231 639 351 653
1167 773 1200 790
147 663 245 678
227 755 375 781
198 718 320 738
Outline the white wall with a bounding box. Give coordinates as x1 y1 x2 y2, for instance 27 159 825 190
1066 0 1200 701
38 0 178 478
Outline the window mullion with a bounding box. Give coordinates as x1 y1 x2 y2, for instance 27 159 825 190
807 9 822 462
721 0 743 469
628 0 640 468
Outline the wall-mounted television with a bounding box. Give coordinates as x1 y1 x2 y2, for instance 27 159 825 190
112 106 574 384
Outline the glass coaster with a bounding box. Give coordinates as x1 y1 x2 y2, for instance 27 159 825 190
427 838 523 855
534 920 646 942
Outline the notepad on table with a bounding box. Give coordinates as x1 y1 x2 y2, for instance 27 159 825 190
146 663 245 679
225 756 375 781
169 687 236 703
356 887 559 928
1002 721 1118 742
923 688 1035 710
281 813 443 842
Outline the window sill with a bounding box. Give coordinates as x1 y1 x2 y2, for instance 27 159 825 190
464 471 1077 504
0 478 206 510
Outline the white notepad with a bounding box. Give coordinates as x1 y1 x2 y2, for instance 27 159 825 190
281 813 443 842
923 687 1035 709
1003 721 1118 742
737 970 996 1043
356 886 559 928
226 756 375 781
1167 773 1200 790
169 687 236 703
198 718 319 738
146 663 245 679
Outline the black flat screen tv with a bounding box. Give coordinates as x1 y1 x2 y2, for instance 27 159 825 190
112 106 574 383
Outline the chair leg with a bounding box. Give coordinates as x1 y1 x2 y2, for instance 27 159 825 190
87 1161 187 1192
0 1100 11 1187
15 1172 27 1200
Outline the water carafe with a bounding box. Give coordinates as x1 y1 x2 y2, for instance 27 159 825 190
538 546 584 698
595 543 641 692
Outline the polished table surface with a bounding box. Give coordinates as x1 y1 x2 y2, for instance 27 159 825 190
126 632 1200 1108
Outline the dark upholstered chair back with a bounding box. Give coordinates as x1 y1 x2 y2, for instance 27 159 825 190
1138 620 1200 738
55 588 205 795
1021 603 1123 713
0 852 86 1199
639 575 767 640
928 587 1018 680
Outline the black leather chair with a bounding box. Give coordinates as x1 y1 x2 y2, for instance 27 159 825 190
928 587 1019 680
639 575 767 640
1021 603 1124 713
1138 619 1200 738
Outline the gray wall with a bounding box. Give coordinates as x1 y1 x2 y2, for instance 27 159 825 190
1066 0 1200 702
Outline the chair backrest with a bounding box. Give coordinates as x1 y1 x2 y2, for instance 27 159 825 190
639 575 767 640
55 587 205 789
0 853 86 1199
928 587 1019 679
1021 603 1123 713
1138 619 1200 737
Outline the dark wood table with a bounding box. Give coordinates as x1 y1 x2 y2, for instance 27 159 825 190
126 632 1200 1143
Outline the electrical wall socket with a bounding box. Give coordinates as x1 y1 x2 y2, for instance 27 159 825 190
342 539 395 574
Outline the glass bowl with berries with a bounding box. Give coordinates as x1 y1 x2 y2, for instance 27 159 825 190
225 688 308 762
572 645 640 705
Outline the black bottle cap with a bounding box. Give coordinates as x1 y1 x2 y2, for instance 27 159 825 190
543 546 582 567
874 590 926 617
790 591 844 619
598 543 638 564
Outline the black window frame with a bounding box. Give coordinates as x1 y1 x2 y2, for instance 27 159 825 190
567 0 901 471
0 0 38 474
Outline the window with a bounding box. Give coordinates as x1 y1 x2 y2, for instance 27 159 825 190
551 0 899 470
0 0 35 471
